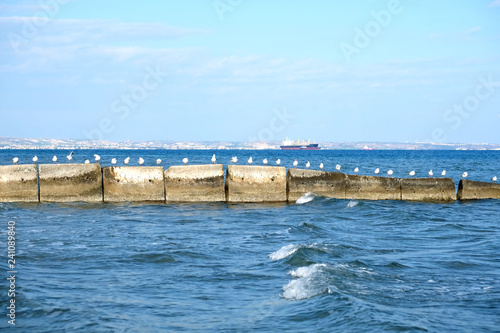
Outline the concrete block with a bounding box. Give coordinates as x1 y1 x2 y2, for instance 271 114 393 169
39 164 102 202
226 165 286 202
0 164 38 202
401 177 456 201
346 174 401 200
103 166 165 202
165 164 225 202
287 168 346 202
457 179 500 200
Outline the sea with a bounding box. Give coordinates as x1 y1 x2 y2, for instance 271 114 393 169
0 149 499 332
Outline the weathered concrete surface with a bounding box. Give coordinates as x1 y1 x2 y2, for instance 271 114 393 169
287 168 346 202
0 164 38 202
346 175 401 200
401 178 456 201
457 179 500 200
103 166 165 202
39 164 102 202
164 164 225 202
226 165 287 202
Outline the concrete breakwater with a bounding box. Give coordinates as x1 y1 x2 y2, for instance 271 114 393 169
0 164 498 203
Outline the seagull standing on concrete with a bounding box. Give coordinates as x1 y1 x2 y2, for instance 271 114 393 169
12 157 19 165
231 156 238 164
441 170 446 177
263 158 268 165
94 154 101 162
52 155 57 163
32 156 38 164
67 151 73 163
276 159 281 166
387 169 393 177
156 158 162 165
354 167 359 174
211 154 216 164
492 176 497 183
138 157 145 165
182 158 188 165
293 159 298 167
409 170 416 177
428 170 433 178
124 157 130 165
84 159 90 164
461 172 468 179
111 158 117 165
319 163 324 170
336 164 341 171
306 161 310 169
374 168 380 175
247 157 253 165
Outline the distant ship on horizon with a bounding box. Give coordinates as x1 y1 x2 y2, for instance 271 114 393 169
363 145 375 150
280 138 321 150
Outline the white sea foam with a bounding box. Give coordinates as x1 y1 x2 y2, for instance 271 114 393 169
296 192 315 204
289 263 326 278
346 200 359 208
269 244 299 261
282 263 330 300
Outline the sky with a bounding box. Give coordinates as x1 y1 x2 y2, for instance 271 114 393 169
1 0 499 144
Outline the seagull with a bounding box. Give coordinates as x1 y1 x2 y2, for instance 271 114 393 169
138 157 145 165
32 156 38 164
94 154 101 162
124 157 130 165
306 161 310 169
67 151 73 163
492 176 497 183
336 164 341 171
211 154 216 164
428 170 433 178
12 157 19 165
156 158 162 165
111 158 117 165
247 157 253 165
231 156 238 164
387 169 393 177
52 155 57 163
354 167 359 174
319 163 324 170
182 158 188 165
293 159 298 167
461 172 468 179
276 159 281 165
441 170 446 177
84 159 90 164
409 170 415 177
263 158 268 165
374 168 380 175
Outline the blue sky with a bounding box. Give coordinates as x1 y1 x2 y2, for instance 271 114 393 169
1 0 499 143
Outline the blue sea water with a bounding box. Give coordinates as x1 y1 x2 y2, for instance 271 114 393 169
0 149 499 332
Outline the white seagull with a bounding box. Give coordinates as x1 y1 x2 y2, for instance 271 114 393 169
138 157 145 165
32 156 38 164
293 159 298 167
428 170 433 178
84 159 90 164
12 157 19 165
306 161 310 169
52 155 57 163
247 157 253 165
387 169 393 177
319 163 324 170
67 151 73 163
461 172 468 179
111 158 117 165
409 170 416 177
182 158 188 165
263 158 268 165
336 164 341 171
441 170 446 177
231 156 238 164
354 167 359 174
94 154 101 162
374 168 380 175
156 158 162 165
211 154 216 164
276 159 281 165
492 176 497 183
124 157 130 165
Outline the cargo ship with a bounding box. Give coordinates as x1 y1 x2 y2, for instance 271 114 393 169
280 138 321 150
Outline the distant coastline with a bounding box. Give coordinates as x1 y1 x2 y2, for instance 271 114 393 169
0 137 499 151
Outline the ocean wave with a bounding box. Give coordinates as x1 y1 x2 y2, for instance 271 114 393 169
282 263 331 300
345 200 359 209
296 192 316 204
269 244 300 261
